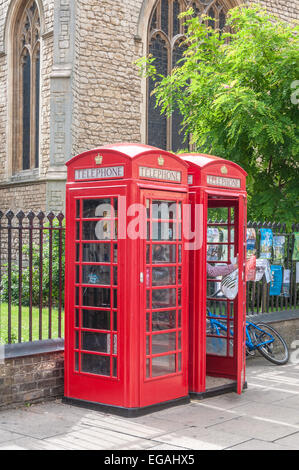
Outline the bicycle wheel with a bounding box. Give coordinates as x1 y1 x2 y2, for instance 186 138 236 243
255 322 289 365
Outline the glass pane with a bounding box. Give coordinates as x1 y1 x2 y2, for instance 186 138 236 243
82 287 111 308
81 353 110 376
152 354 176 377
152 288 176 309
113 198 118 218
152 201 177 220
113 244 118 263
113 266 117 285
83 221 112 240
82 331 110 353
207 244 228 262
82 310 110 330
146 359 151 378
152 332 176 354
207 299 231 317
82 265 111 285
113 357 117 377
152 244 176 264
152 310 176 331
75 309 79 328
83 199 112 218
22 52 31 170
178 245 182 263
178 310 181 328
206 337 227 357
75 352 79 371
152 267 176 286
82 243 111 263
178 352 182 372
76 244 80 261
178 288 182 306
113 311 117 331
76 222 80 240
146 291 150 309
152 222 176 240
148 34 168 150
34 50 40 168
146 313 150 332
146 336 150 355
113 289 118 308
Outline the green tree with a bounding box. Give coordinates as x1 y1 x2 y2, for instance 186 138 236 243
137 4 299 224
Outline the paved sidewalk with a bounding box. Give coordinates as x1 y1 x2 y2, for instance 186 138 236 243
0 357 298 450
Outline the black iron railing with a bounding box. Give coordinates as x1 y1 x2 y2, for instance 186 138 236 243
245 221 299 315
0 210 298 344
0 210 65 344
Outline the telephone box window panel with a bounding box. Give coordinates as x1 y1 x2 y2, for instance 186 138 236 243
74 197 119 379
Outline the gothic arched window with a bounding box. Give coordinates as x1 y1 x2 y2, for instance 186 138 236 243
12 0 40 173
147 0 229 152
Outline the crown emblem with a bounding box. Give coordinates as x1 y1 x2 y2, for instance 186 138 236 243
95 154 103 165
221 165 228 175
158 156 165 166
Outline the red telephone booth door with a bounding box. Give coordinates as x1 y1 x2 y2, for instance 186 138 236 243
64 188 125 406
206 193 246 395
139 190 189 407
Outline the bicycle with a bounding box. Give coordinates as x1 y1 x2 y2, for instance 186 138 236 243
207 310 289 365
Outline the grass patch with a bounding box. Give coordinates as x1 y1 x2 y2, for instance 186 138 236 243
0 303 64 344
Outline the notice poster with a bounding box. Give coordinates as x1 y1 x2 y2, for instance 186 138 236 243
255 258 271 283
246 228 256 258
259 229 273 260
292 233 299 261
296 262 299 284
207 227 220 261
273 235 285 264
246 255 256 281
282 269 291 297
269 265 283 296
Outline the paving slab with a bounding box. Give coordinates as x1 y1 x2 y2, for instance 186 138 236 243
274 431 299 448
205 414 297 442
226 438 298 450
0 407 81 439
77 412 189 440
224 401 299 425
151 426 250 450
0 429 24 444
150 402 236 428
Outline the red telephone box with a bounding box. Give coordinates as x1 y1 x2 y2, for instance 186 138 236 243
180 153 247 397
64 144 190 416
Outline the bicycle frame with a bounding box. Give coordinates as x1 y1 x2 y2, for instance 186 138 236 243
207 311 275 351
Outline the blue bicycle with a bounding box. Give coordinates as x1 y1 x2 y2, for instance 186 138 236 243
207 311 289 365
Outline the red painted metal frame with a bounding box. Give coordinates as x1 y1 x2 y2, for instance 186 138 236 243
64 144 189 411
179 153 247 396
